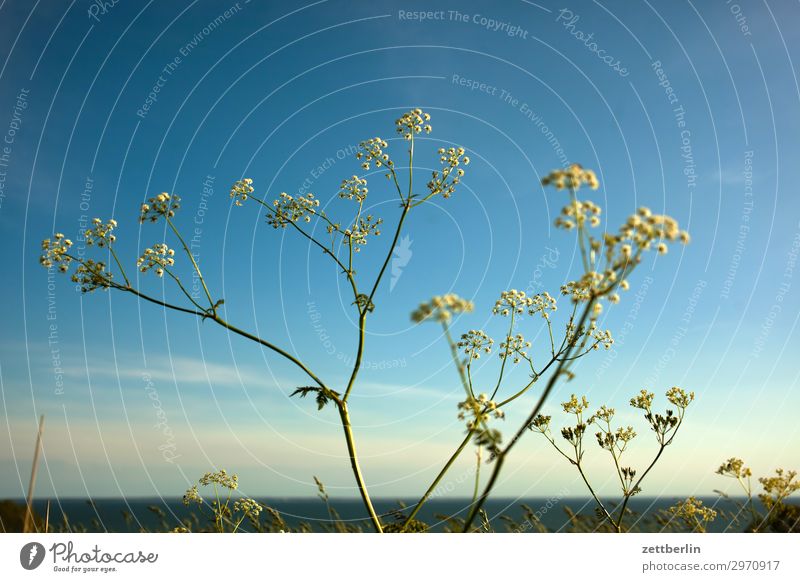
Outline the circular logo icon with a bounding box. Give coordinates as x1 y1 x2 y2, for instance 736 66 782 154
20 542 46 570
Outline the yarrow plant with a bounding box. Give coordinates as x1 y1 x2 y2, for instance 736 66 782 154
663 497 717 533
178 469 263 533
529 387 695 532
41 111 690 533
714 458 800 532
403 162 689 532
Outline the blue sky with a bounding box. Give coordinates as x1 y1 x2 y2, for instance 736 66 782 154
1 0 799 507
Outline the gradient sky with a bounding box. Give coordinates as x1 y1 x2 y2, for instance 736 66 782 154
1 0 799 511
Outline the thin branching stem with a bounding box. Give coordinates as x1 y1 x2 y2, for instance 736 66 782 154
166 217 215 313
337 401 383 532
461 299 595 531
402 429 474 529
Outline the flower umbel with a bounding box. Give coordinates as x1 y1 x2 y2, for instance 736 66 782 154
666 497 717 532
85 218 118 248
410 294 474 324
199 469 239 490
72 260 113 292
267 192 320 228
140 192 181 223
356 137 390 170
230 178 254 206
137 243 176 277
338 175 369 202
395 107 431 139
428 146 469 199
717 458 752 480
40 233 73 272
457 329 494 360
492 289 557 319
541 164 599 191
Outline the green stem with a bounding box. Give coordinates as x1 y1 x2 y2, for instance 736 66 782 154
109 247 130 287
575 461 619 530
249 194 361 304
443 323 471 398
489 311 516 401
615 443 667 532
167 218 215 312
109 280 205 317
342 312 366 402
546 317 556 356
163 267 207 312
402 430 474 530
471 448 482 510
337 401 382 532
387 166 405 202
570 189 591 273
462 299 595 532
405 342 567 532
343 200 411 403
407 134 414 201
210 314 328 392
366 203 411 308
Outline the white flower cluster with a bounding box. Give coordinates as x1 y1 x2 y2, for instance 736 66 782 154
555 199 602 231
492 289 556 319
667 496 717 527
530 291 557 319
137 243 176 277
616 207 689 253
233 497 263 520
541 164 599 190
560 276 596 304
40 233 73 272
594 425 637 452
346 214 383 252
395 108 431 139
199 469 238 490
499 333 532 364
630 389 655 410
182 485 203 506
457 393 504 427
267 192 320 228
586 321 614 350
666 386 694 409
592 207 689 284
85 218 118 247
230 178 254 207
592 404 615 423
140 192 181 223
457 329 494 360
338 175 368 202
540 165 690 312
72 260 113 293
356 137 391 170
427 146 469 199
410 293 474 323
562 394 590 414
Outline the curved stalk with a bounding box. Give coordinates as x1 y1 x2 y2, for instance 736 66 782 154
462 300 595 531
575 461 619 530
343 199 412 403
489 311 517 401
615 443 667 532
443 323 471 398
338 401 383 532
108 247 130 287
402 430 474 530
166 217 215 312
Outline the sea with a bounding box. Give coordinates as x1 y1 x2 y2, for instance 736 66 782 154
14 496 754 533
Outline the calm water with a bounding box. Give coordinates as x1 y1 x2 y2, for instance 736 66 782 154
14 496 752 533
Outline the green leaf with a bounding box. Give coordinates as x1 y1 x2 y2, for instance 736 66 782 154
290 386 339 410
